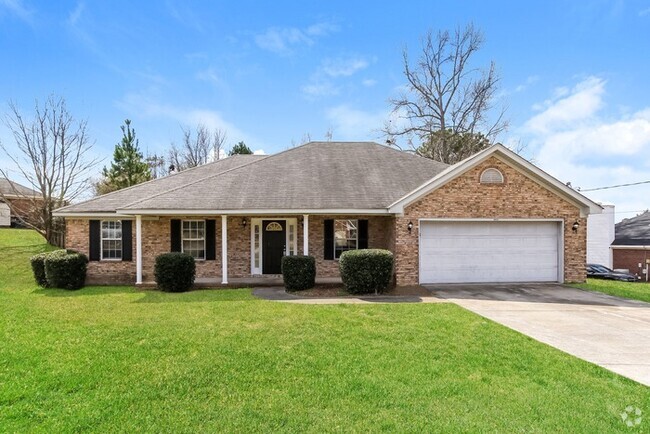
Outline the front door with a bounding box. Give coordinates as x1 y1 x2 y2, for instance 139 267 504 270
262 220 286 274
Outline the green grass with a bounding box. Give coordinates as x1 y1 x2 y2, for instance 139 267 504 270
572 278 650 303
0 229 648 432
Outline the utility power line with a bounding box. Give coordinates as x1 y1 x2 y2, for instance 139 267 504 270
580 180 650 192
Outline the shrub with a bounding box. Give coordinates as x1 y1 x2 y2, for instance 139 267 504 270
30 251 60 287
282 255 316 291
154 252 196 292
339 249 394 295
44 250 88 290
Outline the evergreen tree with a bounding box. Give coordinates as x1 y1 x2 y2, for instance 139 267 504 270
96 119 151 195
228 141 253 156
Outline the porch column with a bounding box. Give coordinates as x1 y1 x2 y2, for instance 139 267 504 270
135 215 142 284
221 215 228 284
303 214 309 255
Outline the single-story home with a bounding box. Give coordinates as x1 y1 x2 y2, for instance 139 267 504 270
611 210 650 280
54 142 601 286
0 178 41 227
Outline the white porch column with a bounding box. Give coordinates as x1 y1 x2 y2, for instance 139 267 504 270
221 215 228 284
135 215 142 284
303 214 309 255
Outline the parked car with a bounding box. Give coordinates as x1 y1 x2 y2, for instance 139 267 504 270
586 264 638 282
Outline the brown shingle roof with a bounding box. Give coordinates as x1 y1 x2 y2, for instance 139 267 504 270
57 142 449 214
0 178 39 197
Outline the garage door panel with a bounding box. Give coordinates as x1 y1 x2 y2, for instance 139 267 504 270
419 221 560 284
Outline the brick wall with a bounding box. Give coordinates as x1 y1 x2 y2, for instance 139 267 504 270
613 248 650 279
66 214 396 284
394 156 587 286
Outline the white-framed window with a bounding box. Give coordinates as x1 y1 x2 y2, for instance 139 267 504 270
101 220 122 260
334 219 358 259
480 168 504 184
182 220 206 260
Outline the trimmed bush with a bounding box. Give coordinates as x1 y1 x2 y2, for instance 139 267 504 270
339 249 394 295
44 250 88 290
154 252 196 292
30 251 59 287
282 255 316 291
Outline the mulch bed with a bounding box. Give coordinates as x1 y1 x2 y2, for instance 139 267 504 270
289 284 432 298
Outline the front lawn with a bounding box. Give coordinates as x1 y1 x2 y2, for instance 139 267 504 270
572 278 650 303
0 229 648 432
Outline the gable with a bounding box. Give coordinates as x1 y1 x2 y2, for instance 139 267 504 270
405 156 582 217
389 144 601 217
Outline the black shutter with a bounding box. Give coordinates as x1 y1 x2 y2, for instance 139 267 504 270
205 219 216 260
358 219 368 249
170 219 181 252
89 220 100 261
324 219 334 260
121 220 133 261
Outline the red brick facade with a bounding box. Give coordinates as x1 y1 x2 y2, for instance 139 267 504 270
612 248 650 279
65 157 588 286
394 156 586 286
66 215 395 284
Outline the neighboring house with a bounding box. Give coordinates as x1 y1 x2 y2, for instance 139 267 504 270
54 142 601 286
611 211 650 280
0 178 41 227
586 203 615 267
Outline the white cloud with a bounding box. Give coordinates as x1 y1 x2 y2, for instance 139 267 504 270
255 21 338 55
116 92 265 151
300 56 371 99
321 57 369 77
253 149 266 155
362 78 377 87
0 0 34 23
67 1 84 26
325 105 388 140
300 82 339 98
514 75 539 93
525 76 605 133
519 76 650 221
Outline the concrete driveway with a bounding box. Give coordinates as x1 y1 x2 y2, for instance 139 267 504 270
426 284 650 387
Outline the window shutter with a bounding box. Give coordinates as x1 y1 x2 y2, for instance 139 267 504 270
358 219 368 249
89 220 100 261
324 219 334 260
121 220 133 261
170 219 181 252
205 219 216 260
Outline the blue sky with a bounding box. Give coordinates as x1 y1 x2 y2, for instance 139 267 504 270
1 0 650 220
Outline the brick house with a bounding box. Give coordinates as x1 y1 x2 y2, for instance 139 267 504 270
611 211 650 280
0 178 41 227
54 142 601 286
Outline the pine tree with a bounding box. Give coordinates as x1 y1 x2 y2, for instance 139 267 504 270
96 120 151 195
228 141 253 156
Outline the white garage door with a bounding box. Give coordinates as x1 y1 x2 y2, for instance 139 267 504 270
419 221 561 284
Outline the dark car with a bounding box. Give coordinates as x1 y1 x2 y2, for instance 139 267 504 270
586 264 638 282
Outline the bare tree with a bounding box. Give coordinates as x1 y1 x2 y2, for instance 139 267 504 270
168 124 227 171
0 96 99 245
384 24 507 164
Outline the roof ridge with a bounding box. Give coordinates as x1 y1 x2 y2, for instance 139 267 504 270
119 144 312 210
56 154 265 212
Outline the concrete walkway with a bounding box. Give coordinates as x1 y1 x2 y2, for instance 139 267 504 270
252 287 446 304
428 284 650 387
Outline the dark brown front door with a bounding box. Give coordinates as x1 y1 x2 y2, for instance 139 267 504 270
262 220 286 274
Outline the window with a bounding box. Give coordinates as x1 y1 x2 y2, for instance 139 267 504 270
101 220 122 260
182 220 205 260
480 168 504 184
334 219 358 259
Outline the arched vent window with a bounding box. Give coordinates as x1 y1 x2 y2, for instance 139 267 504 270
265 222 283 231
480 168 504 184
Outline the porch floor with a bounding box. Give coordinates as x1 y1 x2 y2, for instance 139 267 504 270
137 276 343 289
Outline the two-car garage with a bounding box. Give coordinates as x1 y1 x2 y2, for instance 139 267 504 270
419 220 563 284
